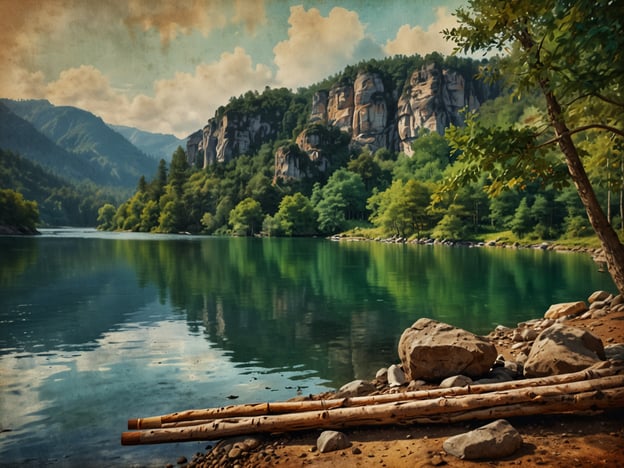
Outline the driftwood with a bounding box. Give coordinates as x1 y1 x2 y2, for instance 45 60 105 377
121 365 624 445
127 362 620 430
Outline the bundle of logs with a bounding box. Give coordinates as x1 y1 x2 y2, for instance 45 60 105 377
121 362 624 445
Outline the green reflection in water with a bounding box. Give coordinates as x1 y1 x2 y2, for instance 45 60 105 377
0 234 615 386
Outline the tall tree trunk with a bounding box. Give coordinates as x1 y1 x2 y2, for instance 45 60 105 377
516 28 624 294
542 88 624 295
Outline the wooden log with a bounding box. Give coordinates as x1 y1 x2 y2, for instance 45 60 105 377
121 375 624 445
127 362 623 429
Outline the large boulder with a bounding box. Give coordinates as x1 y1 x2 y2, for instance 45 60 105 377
397 318 497 381
523 323 605 378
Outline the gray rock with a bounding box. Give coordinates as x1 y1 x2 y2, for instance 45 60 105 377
316 430 351 453
523 323 605 378
440 375 473 388
407 379 427 391
398 318 497 381
588 290 611 303
590 300 608 310
605 343 624 361
443 419 522 459
375 367 388 383
387 364 407 387
335 379 376 398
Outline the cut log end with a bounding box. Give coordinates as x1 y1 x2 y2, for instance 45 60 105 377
121 431 143 446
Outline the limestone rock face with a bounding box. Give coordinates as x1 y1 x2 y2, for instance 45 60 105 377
198 112 275 167
523 323 606 378
188 61 498 175
327 84 354 132
274 145 306 181
397 64 482 155
397 318 497 381
443 419 523 460
273 126 330 181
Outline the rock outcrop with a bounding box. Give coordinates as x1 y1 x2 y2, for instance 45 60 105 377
197 112 277 168
397 318 498 380
397 64 485 155
187 61 498 177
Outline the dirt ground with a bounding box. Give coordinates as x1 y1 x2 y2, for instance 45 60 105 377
174 308 624 468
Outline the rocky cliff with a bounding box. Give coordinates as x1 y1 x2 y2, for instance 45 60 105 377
187 61 498 177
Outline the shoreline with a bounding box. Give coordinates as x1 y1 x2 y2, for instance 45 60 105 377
331 234 609 268
164 289 624 467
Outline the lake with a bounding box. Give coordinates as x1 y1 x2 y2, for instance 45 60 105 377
0 229 615 466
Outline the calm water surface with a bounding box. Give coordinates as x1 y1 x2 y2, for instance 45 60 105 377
0 229 615 466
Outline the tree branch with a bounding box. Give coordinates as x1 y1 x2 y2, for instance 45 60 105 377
533 124 624 150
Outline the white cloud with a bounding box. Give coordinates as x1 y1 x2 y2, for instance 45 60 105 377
273 6 367 88
7 48 275 138
384 7 458 57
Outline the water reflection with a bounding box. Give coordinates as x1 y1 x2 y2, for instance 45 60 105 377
0 231 615 465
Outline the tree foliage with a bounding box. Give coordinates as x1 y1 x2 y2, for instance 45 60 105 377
0 188 39 232
442 0 624 293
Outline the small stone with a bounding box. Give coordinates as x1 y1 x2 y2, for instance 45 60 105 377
317 431 351 453
387 364 407 387
352 447 362 455
443 419 522 460
335 380 376 398
177 456 188 464
228 448 242 459
439 375 473 388
588 290 611 303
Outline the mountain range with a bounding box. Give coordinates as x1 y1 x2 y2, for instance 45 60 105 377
0 99 182 189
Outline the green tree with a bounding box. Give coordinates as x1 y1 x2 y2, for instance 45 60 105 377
168 147 189 195
432 206 465 240
313 169 367 234
509 198 533 238
0 188 39 232
150 159 168 201
269 193 317 236
444 0 624 293
347 149 382 192
229 197 263 236
96 203 116 230
368 179 432 238
139 200 159 232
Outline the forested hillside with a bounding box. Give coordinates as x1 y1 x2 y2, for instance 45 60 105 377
1 99 157 188
0 149 116 226
101 52 619 241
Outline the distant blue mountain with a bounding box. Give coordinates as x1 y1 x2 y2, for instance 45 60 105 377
110 124 184 162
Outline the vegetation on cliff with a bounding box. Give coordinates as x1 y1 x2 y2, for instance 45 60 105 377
100 2 622 289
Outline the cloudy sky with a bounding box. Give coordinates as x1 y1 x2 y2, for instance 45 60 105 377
0 0 467 138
